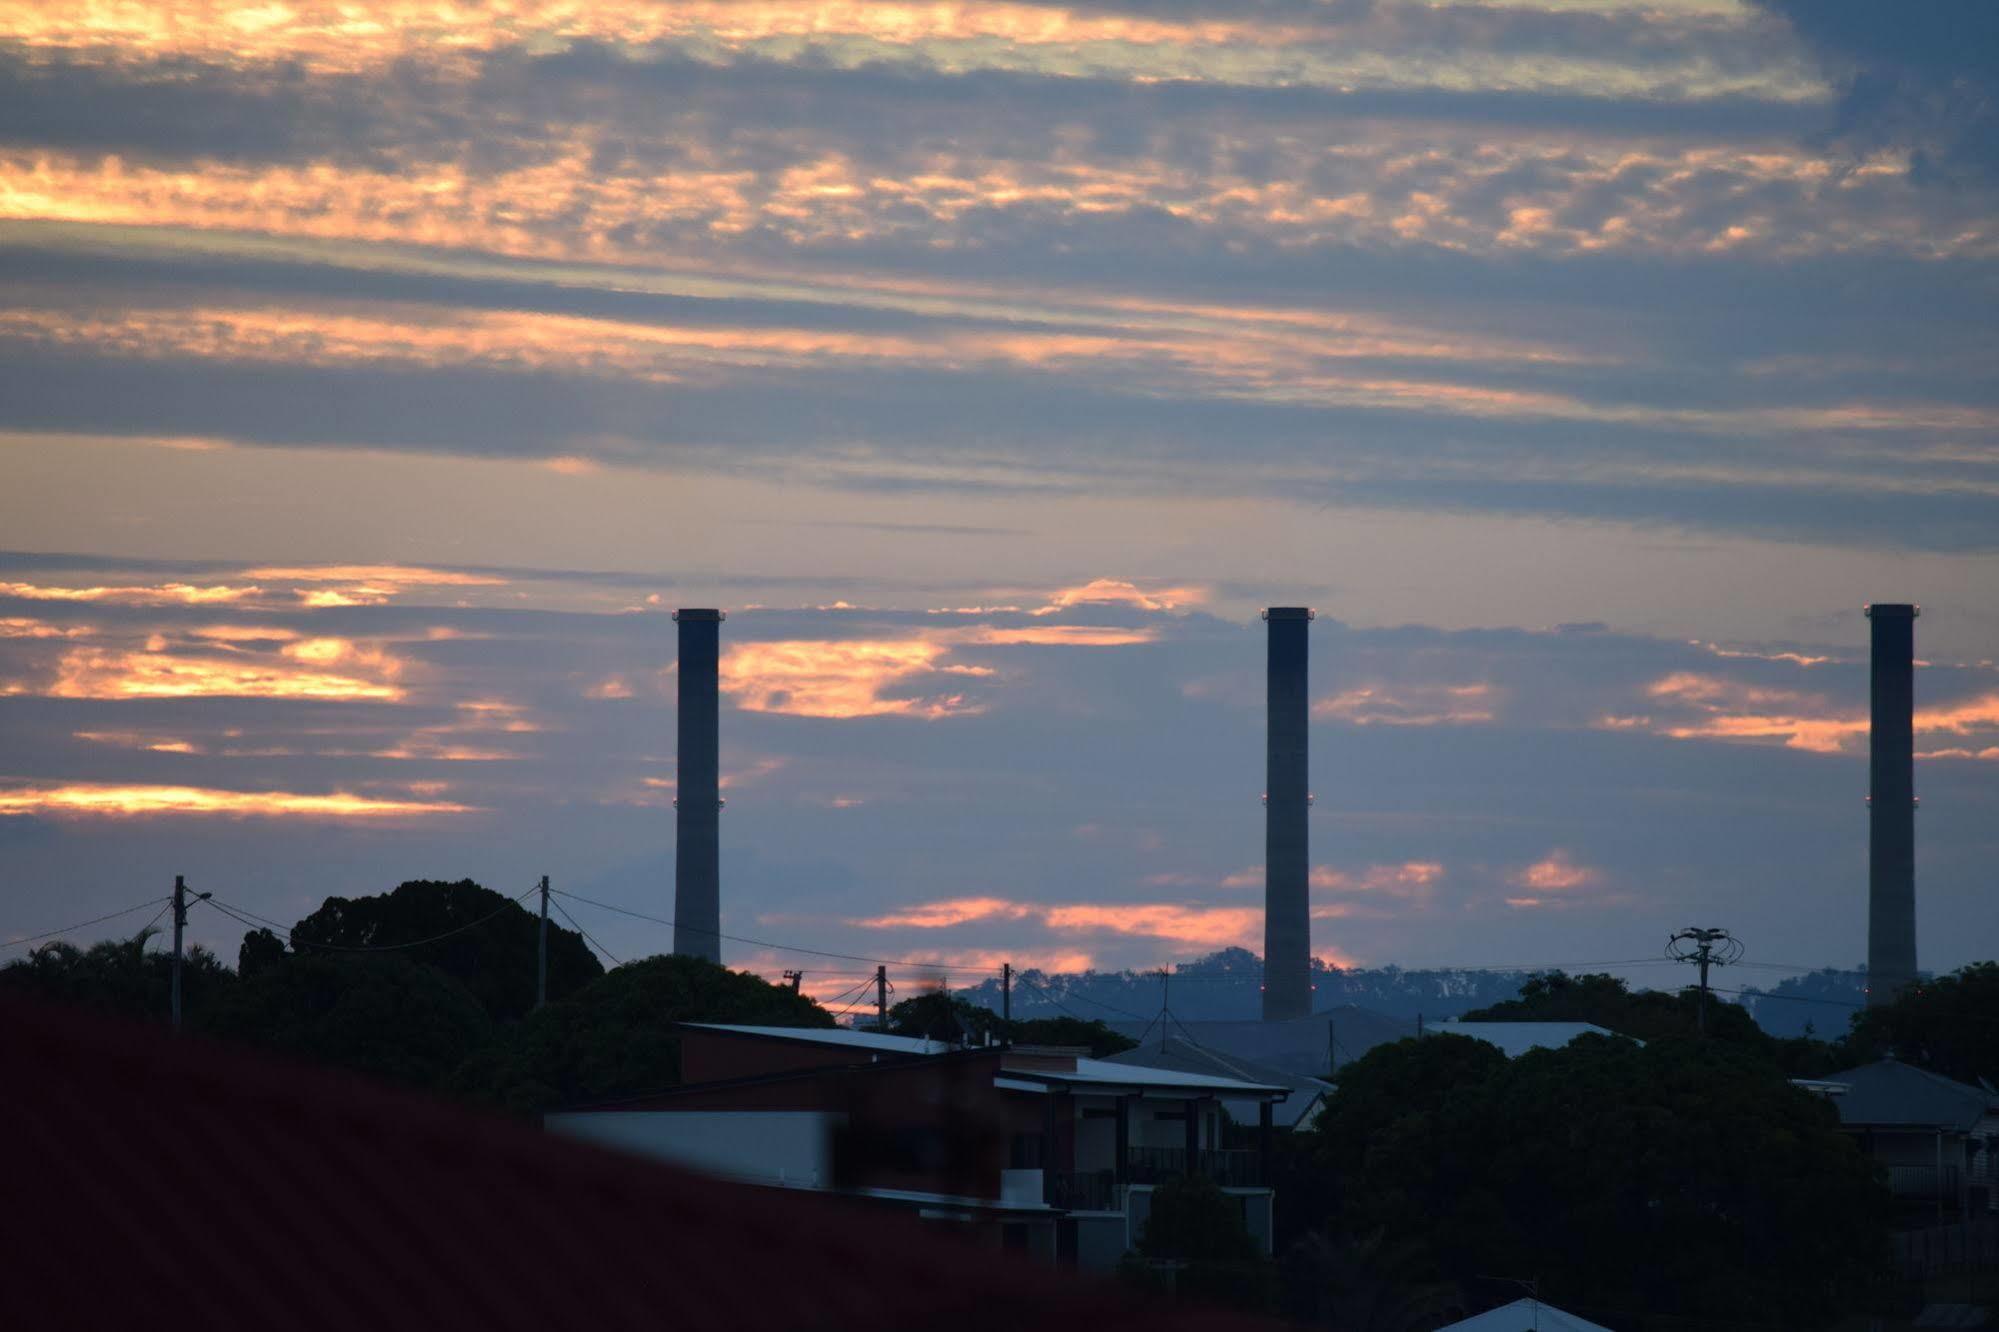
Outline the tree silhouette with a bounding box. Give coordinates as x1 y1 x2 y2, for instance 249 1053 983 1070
0 929 233 1024
288 879 600 1021
452 953 835 1115
1297 1031 1894 1327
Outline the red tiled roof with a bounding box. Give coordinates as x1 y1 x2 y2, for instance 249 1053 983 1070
2 997 1271 1330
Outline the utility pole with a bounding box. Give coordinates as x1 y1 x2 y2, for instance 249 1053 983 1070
875 965 888 1032
169 875 209 1034
171 875 185 1033
1667 927 1743 1036
535 875 550 1010
782 970 802 994
1001 962 1012 1045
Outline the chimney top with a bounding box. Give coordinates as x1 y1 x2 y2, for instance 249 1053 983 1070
673 608 727 622
1864 603 1919 618
1262 607 1315 621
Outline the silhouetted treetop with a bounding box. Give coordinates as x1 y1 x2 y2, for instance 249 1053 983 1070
451 952 834 1115
288 879 600 1021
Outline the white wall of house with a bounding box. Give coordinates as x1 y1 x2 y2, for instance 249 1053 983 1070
547 1110 836 1188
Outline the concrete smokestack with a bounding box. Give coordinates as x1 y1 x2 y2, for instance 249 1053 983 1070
1866 602 1917 1007
1263 607 1313 1022
674 609 724 963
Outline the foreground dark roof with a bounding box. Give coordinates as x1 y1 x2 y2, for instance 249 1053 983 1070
1 997 1269 1331
1824 1059 1999 1132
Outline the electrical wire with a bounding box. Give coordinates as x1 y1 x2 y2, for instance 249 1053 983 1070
197 883 541 954
1013 972 1121 1028
550 888 995 973
2 896 173 951
548 897 621 967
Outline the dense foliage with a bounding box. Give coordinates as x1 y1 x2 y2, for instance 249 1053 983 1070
203 952 494 1088
1 880 834 1107
453 953 835 1114
1125 1173 1275 1313
1842 961 1999 1085
289 879 602 1021
0 930 232 1022
1284 1031 1896 1327
882 990 1136 1056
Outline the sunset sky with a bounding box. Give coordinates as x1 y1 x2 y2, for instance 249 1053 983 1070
2 0 1995 997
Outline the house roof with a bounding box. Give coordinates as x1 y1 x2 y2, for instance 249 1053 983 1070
680 1022 944 1055
1108 1006 1416 1079
1823 1059 1999 1132
1011 1056 1290 1099
681 1024 1290 1099
1433 1021 1632 1058
2 996 1267 1332
1439 1299 1613 1332
1099 1039 1329 1126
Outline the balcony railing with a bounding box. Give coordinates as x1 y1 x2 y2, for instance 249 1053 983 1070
1045 1169 1117 1212
1126 1147 1262 1188
1045 1149 1266 1209
1887 1164 1963 1200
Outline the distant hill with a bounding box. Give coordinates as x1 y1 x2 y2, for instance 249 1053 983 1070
953 947 1538 1025
1737 967 1871 1038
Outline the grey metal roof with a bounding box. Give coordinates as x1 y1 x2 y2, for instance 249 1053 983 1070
1823 1059 1999 1132
680 1023 945 1054
1108 1005 1416 1079
1099 1038 1329 1127
1435 1021 1634 1058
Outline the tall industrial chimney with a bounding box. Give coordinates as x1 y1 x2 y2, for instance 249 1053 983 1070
674 608 724 963
1866 603 1917 1007
1263 607 1313 1022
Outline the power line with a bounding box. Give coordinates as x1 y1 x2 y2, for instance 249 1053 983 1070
549 889 999 973
197 884 541 954
548 897 621 967
2 896 173 951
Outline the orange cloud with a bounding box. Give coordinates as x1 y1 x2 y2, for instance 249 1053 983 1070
1043 903 1263 950
1622 674 1999 756
241 564 505 586
73 730 202 754
47 646 406 701
1315 683 1496 726
0 580 262 605
0 617 91 639
961 625 1157 647
188 625 301 644
1312 861 1445 898
1034 578 1206 615
368 697 543 760
0 784 474 818
720 638 986 719
1506 851 1601 903
853 898 1037 929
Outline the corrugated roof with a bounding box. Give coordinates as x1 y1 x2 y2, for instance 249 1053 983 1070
1108 1006 1414 1079
1824 1059 1999 1131
1046 1057 1289 1096
1439 1299 1613 1332
681 1022 946 1054
1099 1039 1329 1126
2 996 1270 1332
682 1024 1285 1096
1434 1021 1631 1058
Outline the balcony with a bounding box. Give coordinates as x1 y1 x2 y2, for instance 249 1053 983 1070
1126 1146 1263 1188
1886 1164 1963 1201
1045 1169 1117 1212
1044 1149 1264 1207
